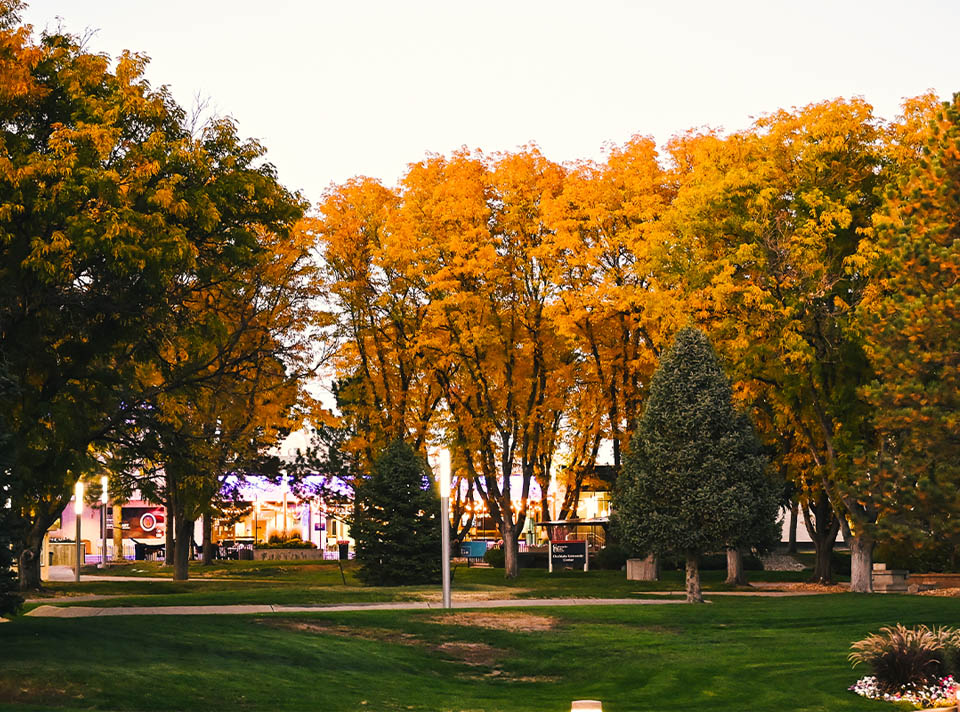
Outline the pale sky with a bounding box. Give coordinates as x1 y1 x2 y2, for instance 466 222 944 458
21 1 960 207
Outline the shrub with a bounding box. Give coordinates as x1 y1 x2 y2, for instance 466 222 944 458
257 539 316 550
594 545 628 570
849 624 960 691
483 547 505 569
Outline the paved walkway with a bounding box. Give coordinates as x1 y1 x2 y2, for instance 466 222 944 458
27 597 691 618
44 565 171 583
25 589 835 618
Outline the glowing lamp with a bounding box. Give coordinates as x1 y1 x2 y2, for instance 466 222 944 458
100 475 108 504
571 702 602 712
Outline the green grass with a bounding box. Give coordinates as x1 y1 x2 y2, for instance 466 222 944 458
2 594 956 711
28 563 811 609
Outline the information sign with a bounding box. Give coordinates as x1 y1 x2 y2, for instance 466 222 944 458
549 540 589 572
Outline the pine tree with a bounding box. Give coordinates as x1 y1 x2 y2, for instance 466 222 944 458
0 363 23 615
349 440 442 586
611 328 779 602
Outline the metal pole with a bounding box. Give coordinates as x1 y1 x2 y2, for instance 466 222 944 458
100 504 106 568
74 480 84 582
75 509 81 582
440 449 452 609
100 475 108 568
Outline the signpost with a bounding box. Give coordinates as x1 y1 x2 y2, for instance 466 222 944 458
549 540 589 573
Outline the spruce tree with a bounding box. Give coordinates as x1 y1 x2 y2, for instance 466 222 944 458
612 328 779 602
0 363 23 615
349 440 442 586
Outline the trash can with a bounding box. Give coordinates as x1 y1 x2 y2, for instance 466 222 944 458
134 543 146 561
338 542 349 560
238 548 253 561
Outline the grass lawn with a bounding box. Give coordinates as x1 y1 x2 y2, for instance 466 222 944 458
2 594 955 711
27 562 810 609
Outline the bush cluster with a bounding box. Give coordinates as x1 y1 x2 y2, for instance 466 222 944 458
850 624 960 692
259 534 315 550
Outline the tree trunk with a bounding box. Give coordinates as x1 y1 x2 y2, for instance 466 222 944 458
849 535 875 593
172 517 193 581
502 520 519 579
164 502 175 566
112 503 123 561
202 515 214 566
725 547 748 586
17 519 50 591
788 500 799 554
803 491 840 584
685 552 703 603
18 540 43 591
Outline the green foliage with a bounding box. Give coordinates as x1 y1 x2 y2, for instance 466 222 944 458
593 545 628 571
611 328 780 560
260 535 315 550
857 93 960 550
0 506 22 616
0 363 23 615
483 546 505 569
849 624 960 692
349 440 441 586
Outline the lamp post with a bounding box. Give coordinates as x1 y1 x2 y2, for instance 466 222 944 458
74 480 84 582
100 475 108 568
439 449 452 609
254 499 260 546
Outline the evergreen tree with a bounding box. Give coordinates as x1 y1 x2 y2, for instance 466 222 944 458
611 328 779 602
349 440 442 586
0 363 23 615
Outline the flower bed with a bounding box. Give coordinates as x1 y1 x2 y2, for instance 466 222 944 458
850 674 958 709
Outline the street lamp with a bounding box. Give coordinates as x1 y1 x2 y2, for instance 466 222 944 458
100 475 108 569
254 499 261 546
439 449 452 609
74 480 84 582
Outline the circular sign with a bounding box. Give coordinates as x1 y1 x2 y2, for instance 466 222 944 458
140 512 158 532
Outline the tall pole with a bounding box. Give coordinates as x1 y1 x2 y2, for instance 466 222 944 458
439 449 452 609
74 481 84 583
100 475 108 568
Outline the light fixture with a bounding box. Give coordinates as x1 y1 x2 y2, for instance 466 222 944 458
571 701 602 712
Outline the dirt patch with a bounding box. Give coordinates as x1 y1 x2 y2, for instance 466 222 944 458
436 641 503 666
428 611 557 632
0 680 79 705
257 618 420 646
417 587 533 602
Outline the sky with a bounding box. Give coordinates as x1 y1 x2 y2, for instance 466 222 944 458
20 0 960 208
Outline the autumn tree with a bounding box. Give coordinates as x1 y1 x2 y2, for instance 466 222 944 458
110 122 317 581
0 5 217 589
398 148 581 578
543 136 678 471
612 328 776 603
0 6 317 587
317 177 443 462
855 92 960 568
666 99 887 587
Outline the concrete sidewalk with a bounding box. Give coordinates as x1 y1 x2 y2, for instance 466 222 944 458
27 597 691 618
44 565 171 583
